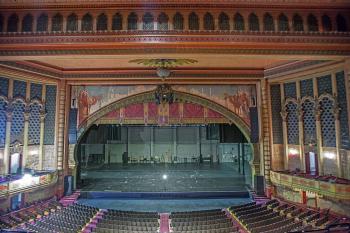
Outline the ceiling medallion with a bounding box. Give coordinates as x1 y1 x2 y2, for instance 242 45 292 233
129 58 197 105
129 58 198 80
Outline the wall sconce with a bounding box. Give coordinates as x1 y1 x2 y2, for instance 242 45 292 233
323 151 336 159
289 148 299 156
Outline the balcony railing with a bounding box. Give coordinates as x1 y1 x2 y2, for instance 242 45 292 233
270 171 350 200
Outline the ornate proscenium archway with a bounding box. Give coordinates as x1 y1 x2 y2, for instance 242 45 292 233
72 89 260 188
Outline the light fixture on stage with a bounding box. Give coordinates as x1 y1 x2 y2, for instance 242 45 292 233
162 174 168 180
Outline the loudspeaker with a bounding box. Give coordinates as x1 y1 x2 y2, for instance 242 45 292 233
249 107 259 143
254 175 265 196
64 175 73 196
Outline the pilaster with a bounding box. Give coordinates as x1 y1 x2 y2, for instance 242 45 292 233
22 108 30 170
38 85 46 170
3 80 13 175
296 81 305 172
331 73 342 177
260 80 272 183
280 84 289 170
313 77 324 175
56 80 66 171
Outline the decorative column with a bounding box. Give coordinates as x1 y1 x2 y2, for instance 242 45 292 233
38 110 46 170
77 14 82 32
3 107 13 174
261 80 272 184
38 85 46 170
314 101 324 175
281 106 288 170
333 105 342 177
183 13 189 30
47 14 52 32
196 126 201 159
3 80 13 175
280 84 289 170
296 82 305 172
18 15 23 32
22 108 30 170
92 14 97 32
332 73 342 177
56 80 67 171
150 126 154 159
62 14 67 32
173 127 177 162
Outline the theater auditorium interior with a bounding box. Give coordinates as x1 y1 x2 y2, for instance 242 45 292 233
0 0 350 233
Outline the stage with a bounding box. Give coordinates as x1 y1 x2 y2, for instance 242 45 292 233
80 162 251 192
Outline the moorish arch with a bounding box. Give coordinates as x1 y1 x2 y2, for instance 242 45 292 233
72 89 261 186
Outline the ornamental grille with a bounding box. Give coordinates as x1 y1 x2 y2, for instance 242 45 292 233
204 13 214 30
97 13 108 31
44 85 56 145
189 13 199 30
249 13 259 31
112 13 122 30
270 85 283 144
286 102 299 144
22 14 33 32
308 14 319 32
10 100 25 144
302 100 316 144
7 14 18 32
234 13 245 31
28 103 41 145
67 14 78 31
173 13 184 30
0 77 9 97
127 13 137 30
143 13 154 30
284 82 296 99
278 14 289 31
322 15 332 31
30 83 42 100
263 13 274 31
336 71 350 149
300 79 313 97
37 14 48 32
0 100 7 147
52 13 63 32
158 13 169 31
317 75 332 95
320 97 336 147
219 13 230 30
293 14 304 31
82 14 93 31
13 80 26 99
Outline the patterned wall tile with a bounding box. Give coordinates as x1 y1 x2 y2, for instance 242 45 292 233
0 100 7 147
13 80 27 99
10 100 25 143
286 102 299 144
30 83 42 100
336 71 350 149
320 97 336 147
302 100 316 144
28 103 41 145
270 84 283 144
44 85 56 145
300 79 314 97
317 75 332 95
0 77 9 97
284 82 297 99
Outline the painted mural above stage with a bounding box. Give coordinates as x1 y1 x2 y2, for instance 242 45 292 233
71 84 256 128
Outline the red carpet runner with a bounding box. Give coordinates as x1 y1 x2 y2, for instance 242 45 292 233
159 213 170 233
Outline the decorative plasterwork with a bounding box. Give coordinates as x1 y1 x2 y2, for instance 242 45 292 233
1 0 349 9
77 90 251 141
1 31 350 46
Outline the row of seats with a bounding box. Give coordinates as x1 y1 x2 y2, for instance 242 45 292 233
170 209 238 233
25 203 98 233
0 199 62 230
94 209 159 233
229 199 331 233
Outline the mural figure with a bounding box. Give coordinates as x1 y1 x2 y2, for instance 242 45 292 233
78 89 100 126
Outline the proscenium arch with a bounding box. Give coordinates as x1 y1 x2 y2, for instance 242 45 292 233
73 90 257 186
